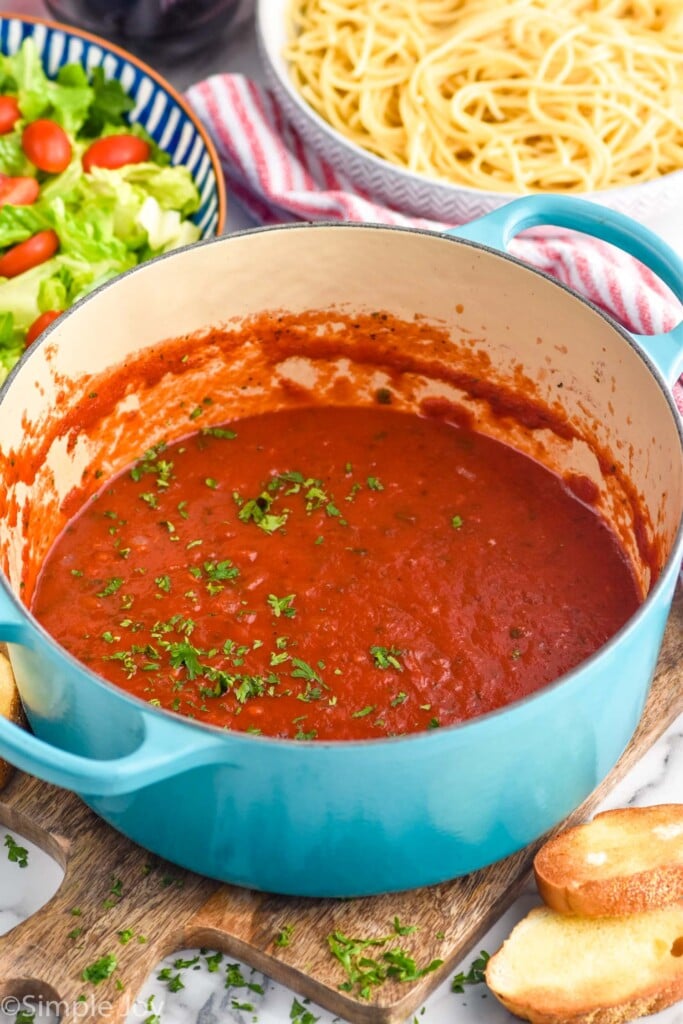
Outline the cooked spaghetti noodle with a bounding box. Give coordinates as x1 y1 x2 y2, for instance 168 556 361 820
284 0 683 192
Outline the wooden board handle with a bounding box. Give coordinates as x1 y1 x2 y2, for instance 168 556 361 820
0 775 218 1018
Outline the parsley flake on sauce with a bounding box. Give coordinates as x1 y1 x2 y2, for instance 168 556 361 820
202 426 237 440
130 443 173 487
351 705 375 718
238 492 289 534
96 577 124 598
290 658 323 685
204 560 240 582
370 645 405 672
267 593 297 618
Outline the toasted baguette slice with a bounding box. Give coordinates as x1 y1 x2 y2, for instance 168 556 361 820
486 904 683 1024
0 647 23 791
534 805 683 917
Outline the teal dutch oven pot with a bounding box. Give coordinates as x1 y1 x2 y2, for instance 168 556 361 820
0 195 681 897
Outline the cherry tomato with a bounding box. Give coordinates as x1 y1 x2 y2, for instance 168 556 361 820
22 119 72 174
0 175 40 207
82 134 151 173
0 230 59 279
25 310 62 346
0 96 21 135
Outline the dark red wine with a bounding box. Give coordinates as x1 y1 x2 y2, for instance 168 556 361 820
45 0 242 59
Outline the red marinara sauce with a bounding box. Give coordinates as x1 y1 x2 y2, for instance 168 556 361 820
31 406 641 740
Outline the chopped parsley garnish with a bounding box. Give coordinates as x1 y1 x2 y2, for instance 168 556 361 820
267 593 297 618
393 917 417 935
16 1011 35 1024
351 705 375 718
156 967 184 992
81 954 118 984
367 476 384 491
290 997 319 1024
130 443 173 487
96 577 124 598
202 426 237 439
204 950 224 972
274 923 296 948
290 658 323 685
103 876 123 908
174 955 201 968
204 560 240 582
238 492 289 534
370 645 405 672
4 833 28 868
451 950 490 993
224 962 265 993
451 514 464 529
293 724 317 741
327 920 442 999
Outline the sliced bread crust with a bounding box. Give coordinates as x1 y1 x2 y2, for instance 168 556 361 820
533 805 683 917
486 904 683 1024
0 647 23 791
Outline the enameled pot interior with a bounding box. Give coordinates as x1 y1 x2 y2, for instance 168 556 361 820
0 225 681 635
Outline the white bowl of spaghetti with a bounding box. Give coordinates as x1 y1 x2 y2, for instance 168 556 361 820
256 0 683 224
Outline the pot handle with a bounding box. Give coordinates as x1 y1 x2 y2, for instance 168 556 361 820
447 195 683 386
0 704 230 797
0 586 230 796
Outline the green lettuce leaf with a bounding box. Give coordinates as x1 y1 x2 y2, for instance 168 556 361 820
0 312 25 383
136 196 200 253
82 66 136 137
37 271 69 313
0 39 204 364
117 163 201 216
0 258 59 331
0 204 49 248
11 39 93 135
0 130 33 176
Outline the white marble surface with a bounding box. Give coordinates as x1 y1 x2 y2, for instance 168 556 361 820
0 4 683 1023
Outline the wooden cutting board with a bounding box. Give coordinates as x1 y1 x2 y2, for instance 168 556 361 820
0 588 681 1024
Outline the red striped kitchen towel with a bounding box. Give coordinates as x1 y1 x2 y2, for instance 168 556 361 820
186 73 683 408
